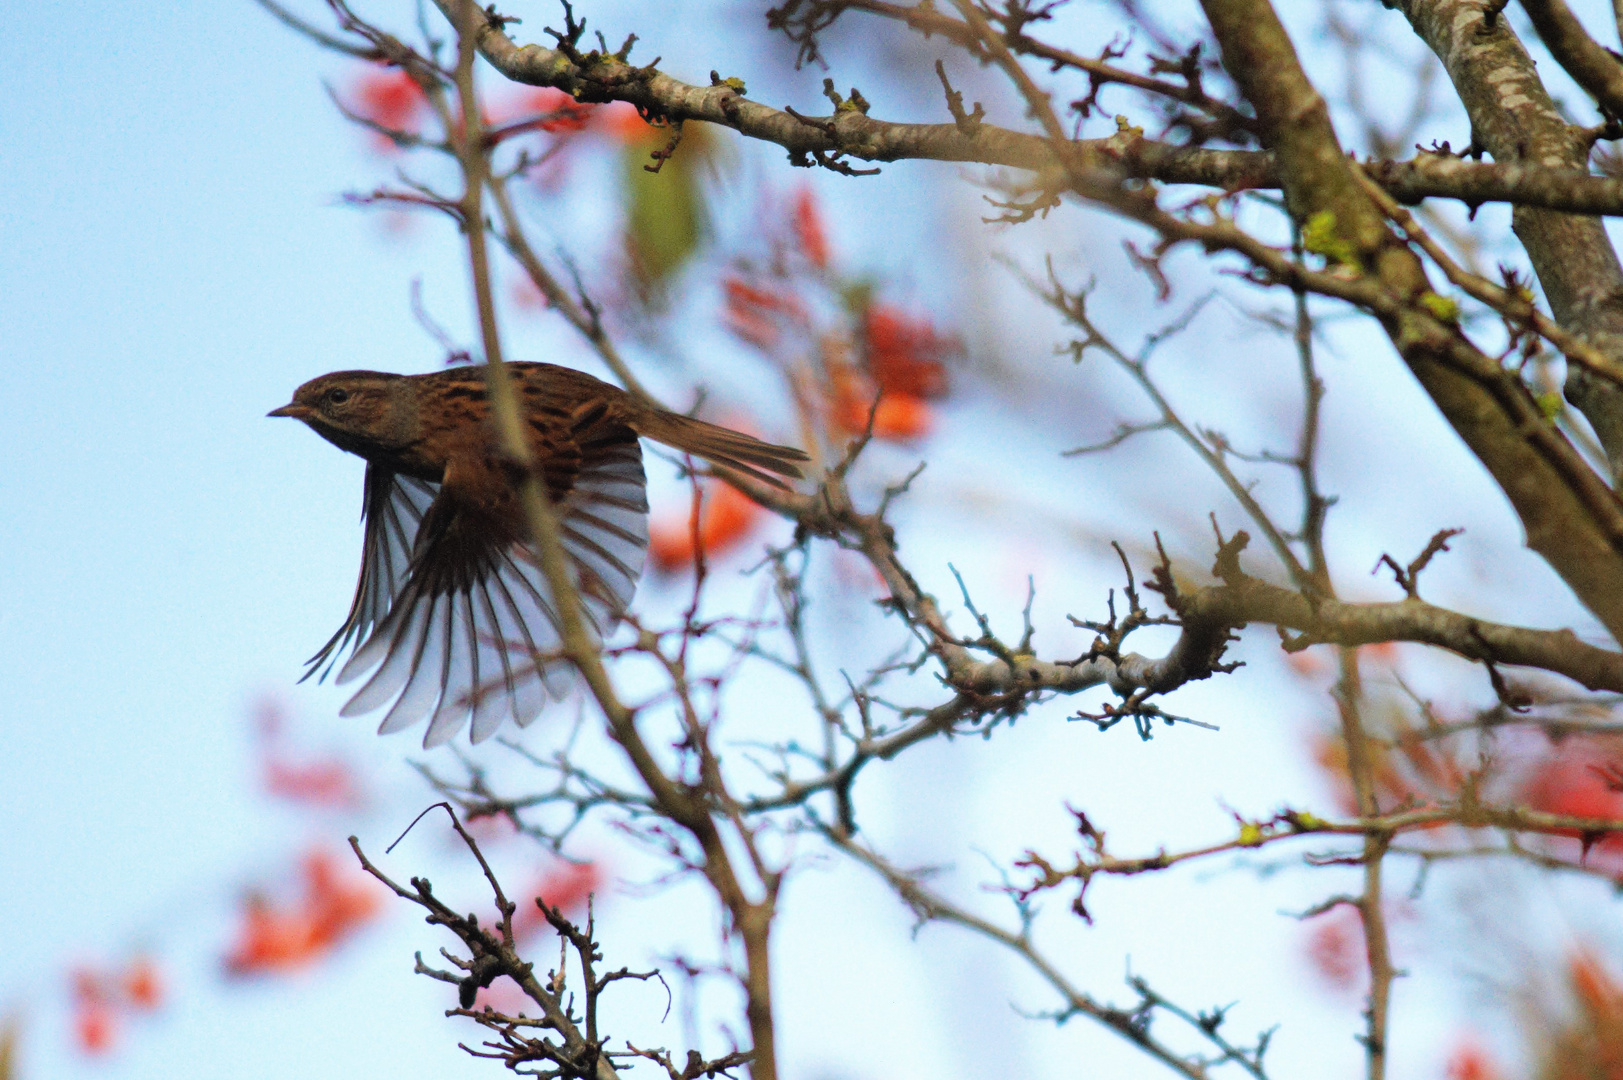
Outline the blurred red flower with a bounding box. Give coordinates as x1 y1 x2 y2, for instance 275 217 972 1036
74 1000 115 1056
263 759 361 809
1571 949 1623 1025
1536 949 1623 1080
122 955 163 1012
1303 904 1364 991
303 848 384 946
71 968 114 1055
1446 1038 1502 1080
511 860 604 939
474 860 608 1010
722 275 807 350
511 273 550 312
1283 647 1330 679
351 67 426 152
472 977 533 1016
254 696 365 810
649 482 764 572
603 101 655 142
224 846 382 976
1518 740 1623 869
69 955 163 1056
793 186 831 270
1311 721 1466 819
829 364 933 442
513 87 593 133
1361 641 1399 664
225 899 320 975
861 304 950 399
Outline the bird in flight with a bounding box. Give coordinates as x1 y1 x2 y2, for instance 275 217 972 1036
271 362 808 748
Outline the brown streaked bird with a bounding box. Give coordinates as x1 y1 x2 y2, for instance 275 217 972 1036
270 362 808 748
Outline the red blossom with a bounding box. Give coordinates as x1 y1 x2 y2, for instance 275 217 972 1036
534 860 601 911
263 759 362 809
472 977 534 1015
722 275 807 350
1446 1039 1502 1080
1303 905 1364 991
71 967 105 1006
792 186 831 270
1311 718 1467 818
514 87 594 132
861 305 950 399
1570 949 1623 1024
1521 746 1623 828
1545 949 1623 1080
254 698 365 810
460 811 521 847
224 847 383 976
474 87 598 192
1518 740 1623 870
69 955 164 1056
1283 647 1329 679
832 548 888 595
725 305 778 350
224 899 321 975
1361 641 1399 664
511 274 550 312
352 67 427 152
122 956 163 1012
829 364 933 442
74 1000 115 1056
71 968 116 1054
602 101 656 142
649 482 765 572
512 861 605 939
302 848 384 948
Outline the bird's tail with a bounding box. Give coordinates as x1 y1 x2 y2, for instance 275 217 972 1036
636 410 810 489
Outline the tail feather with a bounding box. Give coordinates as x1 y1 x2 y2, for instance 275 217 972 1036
637 411 809 487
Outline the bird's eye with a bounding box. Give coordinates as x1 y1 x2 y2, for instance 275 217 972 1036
325 388 351 406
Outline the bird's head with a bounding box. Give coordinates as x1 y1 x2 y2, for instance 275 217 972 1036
269 370 417 457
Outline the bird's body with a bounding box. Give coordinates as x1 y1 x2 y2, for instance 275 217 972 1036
271 362 808 748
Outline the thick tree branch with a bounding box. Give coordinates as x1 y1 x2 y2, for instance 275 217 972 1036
1519 0 1623 119
394 0 1623 216
740 503 1623 820
1396 0 1623 482
1361 155 1623 215
299 0 1623 661
770 0 1256 136
401 7 790 1077
1168 0 1623 646
1182 574 1623 693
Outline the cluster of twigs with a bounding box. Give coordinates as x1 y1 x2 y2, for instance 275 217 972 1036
256 2 1623 1080
353 803 749 1079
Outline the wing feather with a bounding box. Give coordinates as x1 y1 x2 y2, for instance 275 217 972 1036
304 468 437 682
319 429 648 747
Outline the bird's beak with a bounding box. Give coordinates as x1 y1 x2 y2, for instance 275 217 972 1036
268 403 312 419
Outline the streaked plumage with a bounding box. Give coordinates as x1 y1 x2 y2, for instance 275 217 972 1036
270 362 808 747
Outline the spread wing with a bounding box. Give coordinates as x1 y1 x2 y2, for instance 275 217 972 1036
325 412 649 748
302 467 439 683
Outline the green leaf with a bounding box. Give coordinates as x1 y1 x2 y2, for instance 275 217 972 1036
1536 389 1564 421
1302 209 1361 272
622 125 713 290
1418 291 1460 323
